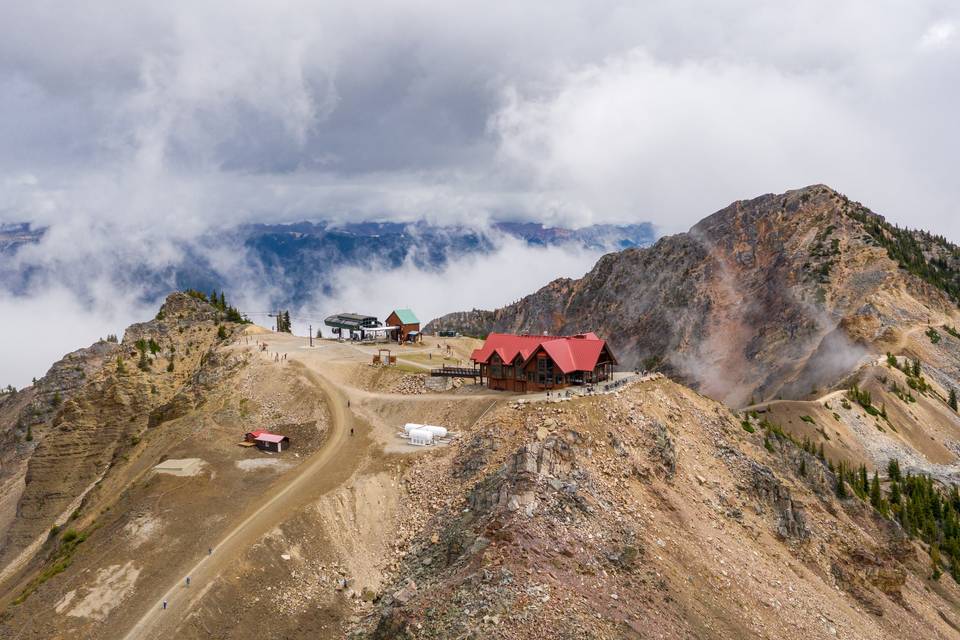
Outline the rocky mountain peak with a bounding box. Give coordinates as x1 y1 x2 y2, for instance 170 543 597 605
427 186 958 406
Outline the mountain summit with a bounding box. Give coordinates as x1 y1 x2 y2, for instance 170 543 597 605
427 185 960 406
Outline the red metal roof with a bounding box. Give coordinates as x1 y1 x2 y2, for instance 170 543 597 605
248 430 267 438
471 333 615 374
254 433 288 443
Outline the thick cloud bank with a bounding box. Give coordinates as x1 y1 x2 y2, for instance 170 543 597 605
2 1 959 235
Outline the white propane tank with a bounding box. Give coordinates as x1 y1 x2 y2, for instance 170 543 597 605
420 424 448 438
408 428 434 446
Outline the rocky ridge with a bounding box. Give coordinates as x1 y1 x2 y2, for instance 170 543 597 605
0 292 244 572
427 185 958 406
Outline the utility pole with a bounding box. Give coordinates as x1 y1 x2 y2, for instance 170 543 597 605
309 324 313 347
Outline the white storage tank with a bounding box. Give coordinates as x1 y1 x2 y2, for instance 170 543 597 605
420 424 448 438
408 428 433 446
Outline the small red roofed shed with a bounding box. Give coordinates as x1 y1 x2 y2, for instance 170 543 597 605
244 430 290 452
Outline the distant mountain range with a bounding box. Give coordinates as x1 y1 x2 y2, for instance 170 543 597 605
0 220 654 306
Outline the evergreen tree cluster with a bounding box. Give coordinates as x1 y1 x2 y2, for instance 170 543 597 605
842 200 960 305
887 465 960 581
798 428 960 582
846 383 885 418
277 310 292 333
183 289 250 324
884 354 929 396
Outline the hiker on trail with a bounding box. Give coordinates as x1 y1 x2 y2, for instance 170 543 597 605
186 576 191 587
350 427 354 436
208 547 212 555
162 600 167 610
347 400 350 408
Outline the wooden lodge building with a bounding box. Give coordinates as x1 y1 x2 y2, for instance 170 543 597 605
470 332 617 392
385 308 421 343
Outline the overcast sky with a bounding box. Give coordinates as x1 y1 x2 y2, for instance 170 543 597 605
2 1 959 237
2 1 960 386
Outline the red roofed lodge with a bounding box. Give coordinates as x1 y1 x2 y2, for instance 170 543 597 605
470 332 617 392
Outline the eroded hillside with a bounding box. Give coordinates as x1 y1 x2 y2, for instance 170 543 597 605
0 292 250 594
357 378 960 639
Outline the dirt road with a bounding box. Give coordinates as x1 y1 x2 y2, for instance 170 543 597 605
119 363 360 640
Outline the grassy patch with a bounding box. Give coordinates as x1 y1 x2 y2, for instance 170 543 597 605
800 415 816 425
13 528 91 605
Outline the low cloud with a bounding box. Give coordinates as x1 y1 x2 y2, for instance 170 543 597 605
289 237 605 339
0 286 154 389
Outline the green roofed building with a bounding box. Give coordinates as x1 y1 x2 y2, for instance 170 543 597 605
386 309 421 343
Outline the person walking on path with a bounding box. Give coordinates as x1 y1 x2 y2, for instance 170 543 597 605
162 600 167 610
186 576 191 587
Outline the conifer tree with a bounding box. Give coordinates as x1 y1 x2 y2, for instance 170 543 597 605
835 461 847 498
887 458 901 481
950 388 958 412
870 471 882 508
890 480 901 505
